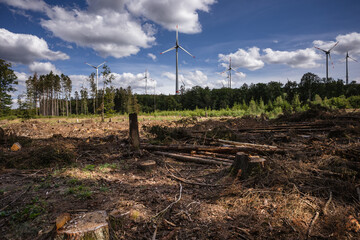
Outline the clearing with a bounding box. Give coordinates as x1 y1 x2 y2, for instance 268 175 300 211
0 110 360 239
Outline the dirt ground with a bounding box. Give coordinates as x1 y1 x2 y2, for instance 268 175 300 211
0 111 360 239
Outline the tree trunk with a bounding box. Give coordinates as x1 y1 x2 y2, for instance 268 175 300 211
129 113 140 150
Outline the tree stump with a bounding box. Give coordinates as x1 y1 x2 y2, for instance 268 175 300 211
55 211 109 240
230 152 265 179
138 160 156 172
129 113 140 151
0 127 4 144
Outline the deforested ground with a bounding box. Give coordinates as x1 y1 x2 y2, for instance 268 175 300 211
0 109 359 239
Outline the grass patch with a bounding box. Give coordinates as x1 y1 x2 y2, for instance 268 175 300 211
66 185 92 199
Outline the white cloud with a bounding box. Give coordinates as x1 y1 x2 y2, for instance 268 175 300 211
29 61 61 75
1 0 216 59
235 72 246 78
162 70 208 88
219 47 264 71
112 72 156 93
40 6 155 58
126 0 217 34
0 28 69 64
262 48 322 68
14 71 29 84
313 32 360 56
147 53 157 61
69 74 88 93
0 0 49 12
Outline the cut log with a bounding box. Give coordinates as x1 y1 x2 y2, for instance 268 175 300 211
138 160 157 171
55 211 109 240
153 151 232 166
230 152 265 178
214 139 279 150
143 144 240 154
142 144 283 155
129 113 140 150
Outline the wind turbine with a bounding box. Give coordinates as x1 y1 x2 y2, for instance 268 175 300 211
160 25 195 95
221 57 238 88
85 61 106 94
141 69 149 94
345 52 358 85
314 42 339 81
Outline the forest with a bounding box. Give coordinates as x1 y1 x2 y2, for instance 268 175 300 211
1 59 360 119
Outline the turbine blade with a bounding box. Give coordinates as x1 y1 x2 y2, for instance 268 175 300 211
349 56 358 62
329 41 339 51
97 61 106 68
160 46 176 54
179 46 195 58
85 62 96 68
176 25 178 44
314 46 327 53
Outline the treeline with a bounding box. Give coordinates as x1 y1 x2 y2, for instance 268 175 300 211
137 72 360 112
19 71 72 116
16 71 360 118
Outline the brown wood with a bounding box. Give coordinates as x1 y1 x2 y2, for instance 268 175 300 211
138 160 157 171
129 113 140 150
230 152 265 178
55 211 109 240
153 151 232 166
142 144 283 154
0 127 4 143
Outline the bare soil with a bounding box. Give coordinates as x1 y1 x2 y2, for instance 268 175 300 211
0 111 359 240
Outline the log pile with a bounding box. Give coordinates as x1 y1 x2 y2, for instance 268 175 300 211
142 138 275 177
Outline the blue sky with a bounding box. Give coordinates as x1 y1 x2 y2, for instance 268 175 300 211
1 0 360 104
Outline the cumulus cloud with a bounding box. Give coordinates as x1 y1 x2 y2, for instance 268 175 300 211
219 47 264 71
41 7 155 58
14 71 29 84
126 0 217 34
162 70 208 88
1 0 216 58
262 48 322 68
148 53 157 61
0 28 69 64
0 0 49 12
29 61 61 75
112 72 156 92
314 32 360 56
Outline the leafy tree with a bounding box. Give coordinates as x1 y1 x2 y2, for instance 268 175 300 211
299 72 321 102
0 59 18 116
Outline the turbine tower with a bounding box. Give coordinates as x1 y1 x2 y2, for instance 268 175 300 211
314 42 339 81
160 25 195 95
345 52 358 85
222 57 238 88
141 69 149 94
85 61 106 94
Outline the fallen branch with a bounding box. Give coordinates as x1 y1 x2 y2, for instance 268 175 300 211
322 191 332 215
153 151 232 166
153 183 183 220
306 211 319 239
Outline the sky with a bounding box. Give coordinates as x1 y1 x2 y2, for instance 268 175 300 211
1 0 360 106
